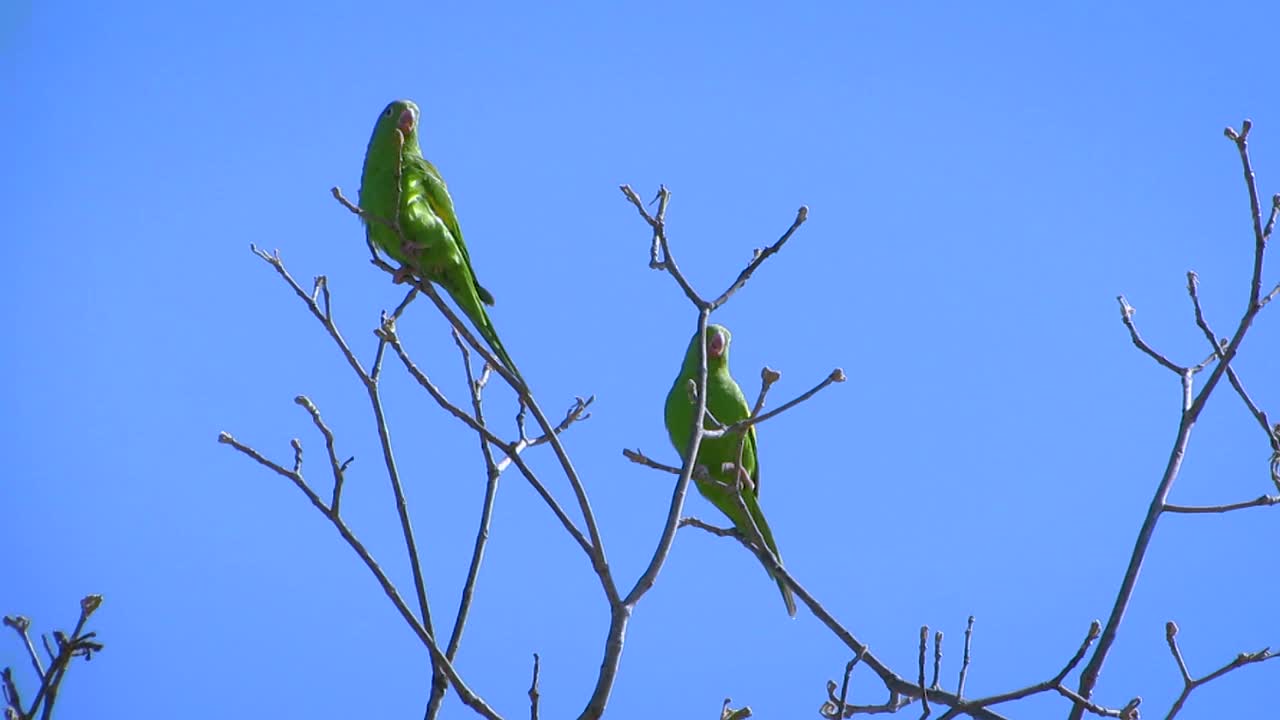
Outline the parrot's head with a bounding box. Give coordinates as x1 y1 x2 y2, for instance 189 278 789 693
681 324 732 374
367 99 422 157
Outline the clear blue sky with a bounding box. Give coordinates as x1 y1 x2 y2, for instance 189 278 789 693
4 2 1279 718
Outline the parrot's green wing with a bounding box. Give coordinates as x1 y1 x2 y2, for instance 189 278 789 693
410 154 496 306
399 153 520 383
665 325 796 617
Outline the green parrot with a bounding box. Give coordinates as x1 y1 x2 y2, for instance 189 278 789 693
664 324 797 617
359 99 522 384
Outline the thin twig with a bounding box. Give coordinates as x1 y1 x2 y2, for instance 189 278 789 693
424 332 508 720
529 653 541 720
1224 366 1277 449
1187 273 1276 448
1164 620 1276 718
20 597 103 720
2 616 45 682
1071 119 1279 719
932 631 943 691
380 323 594 557
1116 296 1185 375
1164 495 1280 513
705 368 845 440
957 616 974 699
680 521 1011 720
831 655 860 718
619 185 705 308
940 622 1109 718
293 396 348 515
622 448 682 474
917 626 931 719
217 432 500 719
578 313 714 720
249 249 436 656
381 268 620 611
709 206 808 309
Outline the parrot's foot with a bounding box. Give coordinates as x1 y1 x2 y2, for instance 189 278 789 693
392 266 416 284
719 462 756 492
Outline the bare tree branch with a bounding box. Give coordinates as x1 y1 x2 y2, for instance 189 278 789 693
957 616 974 700
217 431 501 719
1070 118 1280 719
424 333 507 720
529 654 541 720
1115 296 1186 376
1164 494 1280 514
620 185 705 308
709 206 808 309
3 597 104 720
380 320 594 558
1164 621 1277 718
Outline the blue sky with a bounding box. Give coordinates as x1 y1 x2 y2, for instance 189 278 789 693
4 1 1279 718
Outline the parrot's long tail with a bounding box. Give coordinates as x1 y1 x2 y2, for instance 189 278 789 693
479 321 525 390
773 575 798 618
746 495 798 618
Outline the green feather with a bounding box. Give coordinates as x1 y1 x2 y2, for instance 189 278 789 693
359 99 520 384
664 324 796 617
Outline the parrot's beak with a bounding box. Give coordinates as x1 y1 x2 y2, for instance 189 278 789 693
708 332 725 359
398 108 415 136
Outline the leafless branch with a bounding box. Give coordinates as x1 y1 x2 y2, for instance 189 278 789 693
2 617 44 685
423 333 507 720
937 622 1129 720
932 631 944 691
704 368 846 441
622 448 682 474
217 431 500 719
830 655 861 719
957 616 974 699
1164 494 1280 513
917 627 931 719
3 597 103 720
619 184 705 308
680 520 1012 720
1116 296 1185 375
709 205 808 309
1164 621 1277 718
1070 118 1280 719
1187 272 1277 450
529 654 541 720
379 320 594 558
293 396 349 515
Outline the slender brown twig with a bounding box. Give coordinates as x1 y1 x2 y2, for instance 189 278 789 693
1070 119 1279 719
1164 621 1276 718
217 431 500 719
1164 495 1280 513
917 626 931 719
957 616 975 700
709 206 808 310
423 333 506 720
529 653 541 720
3 597 104 720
